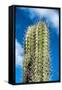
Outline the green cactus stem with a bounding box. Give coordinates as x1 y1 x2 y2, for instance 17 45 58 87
23 21 50 83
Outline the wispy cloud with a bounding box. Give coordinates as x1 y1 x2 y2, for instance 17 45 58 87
16 39 24 67
33 9 59 29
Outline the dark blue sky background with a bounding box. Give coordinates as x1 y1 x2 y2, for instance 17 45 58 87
15 7 59 83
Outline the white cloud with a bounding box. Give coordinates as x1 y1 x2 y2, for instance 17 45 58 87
33 8 59 29
16 40 24 67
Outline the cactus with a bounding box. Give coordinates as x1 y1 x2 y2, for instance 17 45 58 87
23 21 50 83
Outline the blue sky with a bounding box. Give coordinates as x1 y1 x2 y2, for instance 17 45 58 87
15 7 59 83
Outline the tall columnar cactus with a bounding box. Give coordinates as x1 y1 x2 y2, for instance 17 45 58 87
23 21 50 83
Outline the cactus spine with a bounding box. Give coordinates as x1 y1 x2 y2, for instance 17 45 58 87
23 21 50 83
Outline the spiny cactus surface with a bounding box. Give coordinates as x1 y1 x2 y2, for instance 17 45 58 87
23 21 50 83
